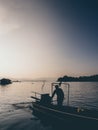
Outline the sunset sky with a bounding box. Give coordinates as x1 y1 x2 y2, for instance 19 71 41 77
0 0 98 79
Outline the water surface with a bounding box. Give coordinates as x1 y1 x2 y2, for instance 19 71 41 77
0 81 98 130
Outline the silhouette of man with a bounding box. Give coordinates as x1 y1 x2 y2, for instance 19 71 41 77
51 85 64 106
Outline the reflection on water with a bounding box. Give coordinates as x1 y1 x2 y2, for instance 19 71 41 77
69 82 98 109
1 81 98 109
0 81 98 130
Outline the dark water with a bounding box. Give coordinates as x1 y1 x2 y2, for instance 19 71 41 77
0 81 98 130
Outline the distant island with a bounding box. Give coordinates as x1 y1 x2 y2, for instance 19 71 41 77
57 75 98 82
0 78 12 85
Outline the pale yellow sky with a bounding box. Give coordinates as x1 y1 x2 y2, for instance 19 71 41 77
0 1 65 79
0 0 97 79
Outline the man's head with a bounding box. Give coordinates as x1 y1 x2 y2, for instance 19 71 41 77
55 85 59 89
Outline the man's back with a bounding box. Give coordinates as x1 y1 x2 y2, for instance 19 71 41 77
55 88 64 99
51 85 64 106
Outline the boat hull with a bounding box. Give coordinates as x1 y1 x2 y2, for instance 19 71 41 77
32 102 98 130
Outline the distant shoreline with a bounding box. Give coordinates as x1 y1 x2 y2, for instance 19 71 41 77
57 75 98 82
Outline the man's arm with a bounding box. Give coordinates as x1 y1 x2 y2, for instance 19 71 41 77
51 90 56 99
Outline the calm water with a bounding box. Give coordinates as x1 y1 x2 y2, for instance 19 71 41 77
0 81 98 130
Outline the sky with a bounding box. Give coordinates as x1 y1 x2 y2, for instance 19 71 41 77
0 0 98 79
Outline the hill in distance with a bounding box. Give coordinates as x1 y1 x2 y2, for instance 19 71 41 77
57 75 98 82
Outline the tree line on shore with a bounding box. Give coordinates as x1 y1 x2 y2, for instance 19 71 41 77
57 75 98 82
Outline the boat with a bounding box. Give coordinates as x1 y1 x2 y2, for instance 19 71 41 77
31 82 98 129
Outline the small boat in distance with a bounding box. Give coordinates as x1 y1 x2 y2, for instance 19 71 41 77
31 82 98 130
